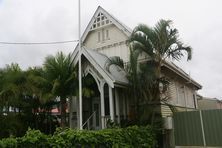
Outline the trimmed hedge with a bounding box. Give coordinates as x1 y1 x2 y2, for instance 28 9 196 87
0 126 156 148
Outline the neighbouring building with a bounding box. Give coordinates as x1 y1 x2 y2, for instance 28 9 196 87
69 6 202 130
197 95 222 110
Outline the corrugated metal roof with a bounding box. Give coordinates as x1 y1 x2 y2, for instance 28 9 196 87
84 48 129 85
72 47 128 87
163 60 202 89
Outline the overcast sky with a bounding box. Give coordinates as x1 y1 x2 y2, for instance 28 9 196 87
0 0 221 98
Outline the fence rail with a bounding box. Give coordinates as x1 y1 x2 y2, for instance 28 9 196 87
174 109 222 146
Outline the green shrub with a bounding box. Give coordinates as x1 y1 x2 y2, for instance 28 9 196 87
17 128 49 148
0 137 17 148
0 126 157 148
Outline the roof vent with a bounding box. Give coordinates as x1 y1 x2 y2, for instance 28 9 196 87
90 12 112 30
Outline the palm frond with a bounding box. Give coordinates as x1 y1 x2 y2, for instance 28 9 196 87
105 56 124 72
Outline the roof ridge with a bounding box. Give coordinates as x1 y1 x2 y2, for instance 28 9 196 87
98 6 132 33
80 6 132 44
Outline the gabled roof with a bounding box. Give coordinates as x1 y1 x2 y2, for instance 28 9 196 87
72 6 201 90
162 61 202 89
72 47 128 88
73 6 132 53
81 6 132 43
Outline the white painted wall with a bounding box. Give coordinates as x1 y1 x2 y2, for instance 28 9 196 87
98 44 129 62
83 24 130 62
168 78 196 109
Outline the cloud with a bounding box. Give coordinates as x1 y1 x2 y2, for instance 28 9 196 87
0 0 221 98
0 0 77 69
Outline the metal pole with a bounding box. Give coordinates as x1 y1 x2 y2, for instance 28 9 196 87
199 110 206 147
78 0 83 130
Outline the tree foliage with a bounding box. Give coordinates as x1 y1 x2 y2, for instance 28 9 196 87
127 19 192 125
43 52 77 127
0 52 78 138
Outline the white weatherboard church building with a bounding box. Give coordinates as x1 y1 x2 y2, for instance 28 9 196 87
69 6 202 130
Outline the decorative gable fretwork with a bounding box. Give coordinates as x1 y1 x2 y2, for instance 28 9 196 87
90 12 112 30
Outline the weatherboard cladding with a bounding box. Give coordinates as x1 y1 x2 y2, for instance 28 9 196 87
161 105 172 117
163 61 202 89
169 81 177 103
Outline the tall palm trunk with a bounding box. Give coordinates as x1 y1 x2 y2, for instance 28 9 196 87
60 98 66 128
150 61 161 125
156 61 162 101
134 79 140 123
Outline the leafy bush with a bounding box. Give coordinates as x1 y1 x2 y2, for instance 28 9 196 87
17 128 49 147
0 137 17 148
0 126 157 148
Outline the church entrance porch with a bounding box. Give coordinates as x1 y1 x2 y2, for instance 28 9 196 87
70 48 129 130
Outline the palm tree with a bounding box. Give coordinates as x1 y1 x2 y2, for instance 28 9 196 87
128 19 192 78
25 67 53 103
127 19 192 124
0 63 26 114
43 52 77 127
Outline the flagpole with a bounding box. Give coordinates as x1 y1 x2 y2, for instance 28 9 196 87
78 0 83 130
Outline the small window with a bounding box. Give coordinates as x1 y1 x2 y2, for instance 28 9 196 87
106 30 109 39
98 32 101 42
90 13 112 31
102 29 105 41
193 94 197 109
